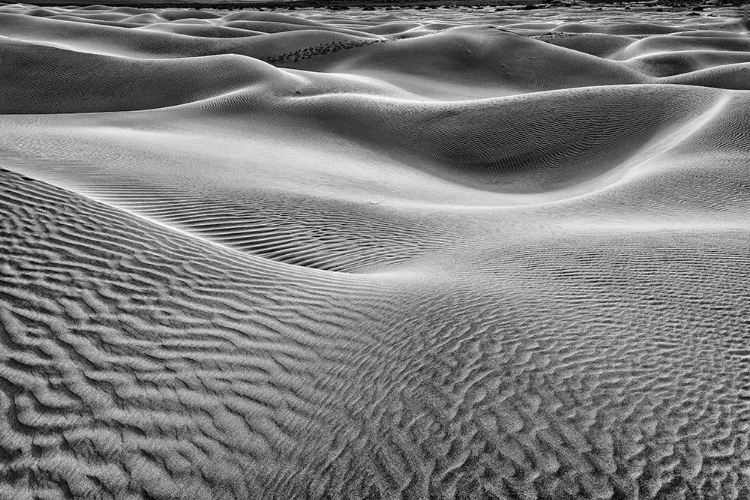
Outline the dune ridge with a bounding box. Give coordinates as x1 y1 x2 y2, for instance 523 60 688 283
1 3 750 499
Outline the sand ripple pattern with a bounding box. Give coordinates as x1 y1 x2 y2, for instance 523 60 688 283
1 4 750 500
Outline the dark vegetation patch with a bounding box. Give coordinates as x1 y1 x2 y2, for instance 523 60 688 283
265 38 385 65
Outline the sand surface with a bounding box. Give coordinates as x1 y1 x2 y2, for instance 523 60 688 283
1 2 750 499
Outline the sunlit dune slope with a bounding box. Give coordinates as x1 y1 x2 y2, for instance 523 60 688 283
1 3 750 500
0 40 286 113
623 49 750 77
288 27 646 97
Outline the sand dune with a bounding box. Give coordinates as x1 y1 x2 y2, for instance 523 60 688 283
539 31 638 57
288 28 646 97
614 34 750 60
1 3 750 499
664 62 750 90
623 49 750 77
0 40 293 113
554 21 683 35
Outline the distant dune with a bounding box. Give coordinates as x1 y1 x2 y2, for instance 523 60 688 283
1 3 750 499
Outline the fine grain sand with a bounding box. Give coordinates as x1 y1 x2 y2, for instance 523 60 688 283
1 2 750 499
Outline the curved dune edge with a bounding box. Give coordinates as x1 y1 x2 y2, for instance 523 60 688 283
2 163 750 499
1 4 750 500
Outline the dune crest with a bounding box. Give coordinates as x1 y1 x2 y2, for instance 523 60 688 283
1 3 750 499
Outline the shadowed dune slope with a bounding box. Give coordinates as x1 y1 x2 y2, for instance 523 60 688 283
0 40 291 113
158 8 221 21
538 32 638 58
181 84 724 193
47 15 143 28
614 34 750 60
553 21 683 35
137 23 263 38
1 4 750 500
0 12 218 57
623 49 750 77
289 27 648 95
662 62 750 90
0 11 380 59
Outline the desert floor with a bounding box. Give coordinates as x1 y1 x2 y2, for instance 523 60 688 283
1 2 750 499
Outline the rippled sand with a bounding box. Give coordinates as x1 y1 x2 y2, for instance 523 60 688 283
1 3 750 499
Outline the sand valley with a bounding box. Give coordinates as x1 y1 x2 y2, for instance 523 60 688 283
1 2 749 498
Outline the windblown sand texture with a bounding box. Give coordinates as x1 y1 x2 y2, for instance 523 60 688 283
1 2 750 498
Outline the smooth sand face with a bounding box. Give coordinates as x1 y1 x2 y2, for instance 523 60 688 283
1 2 750 499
